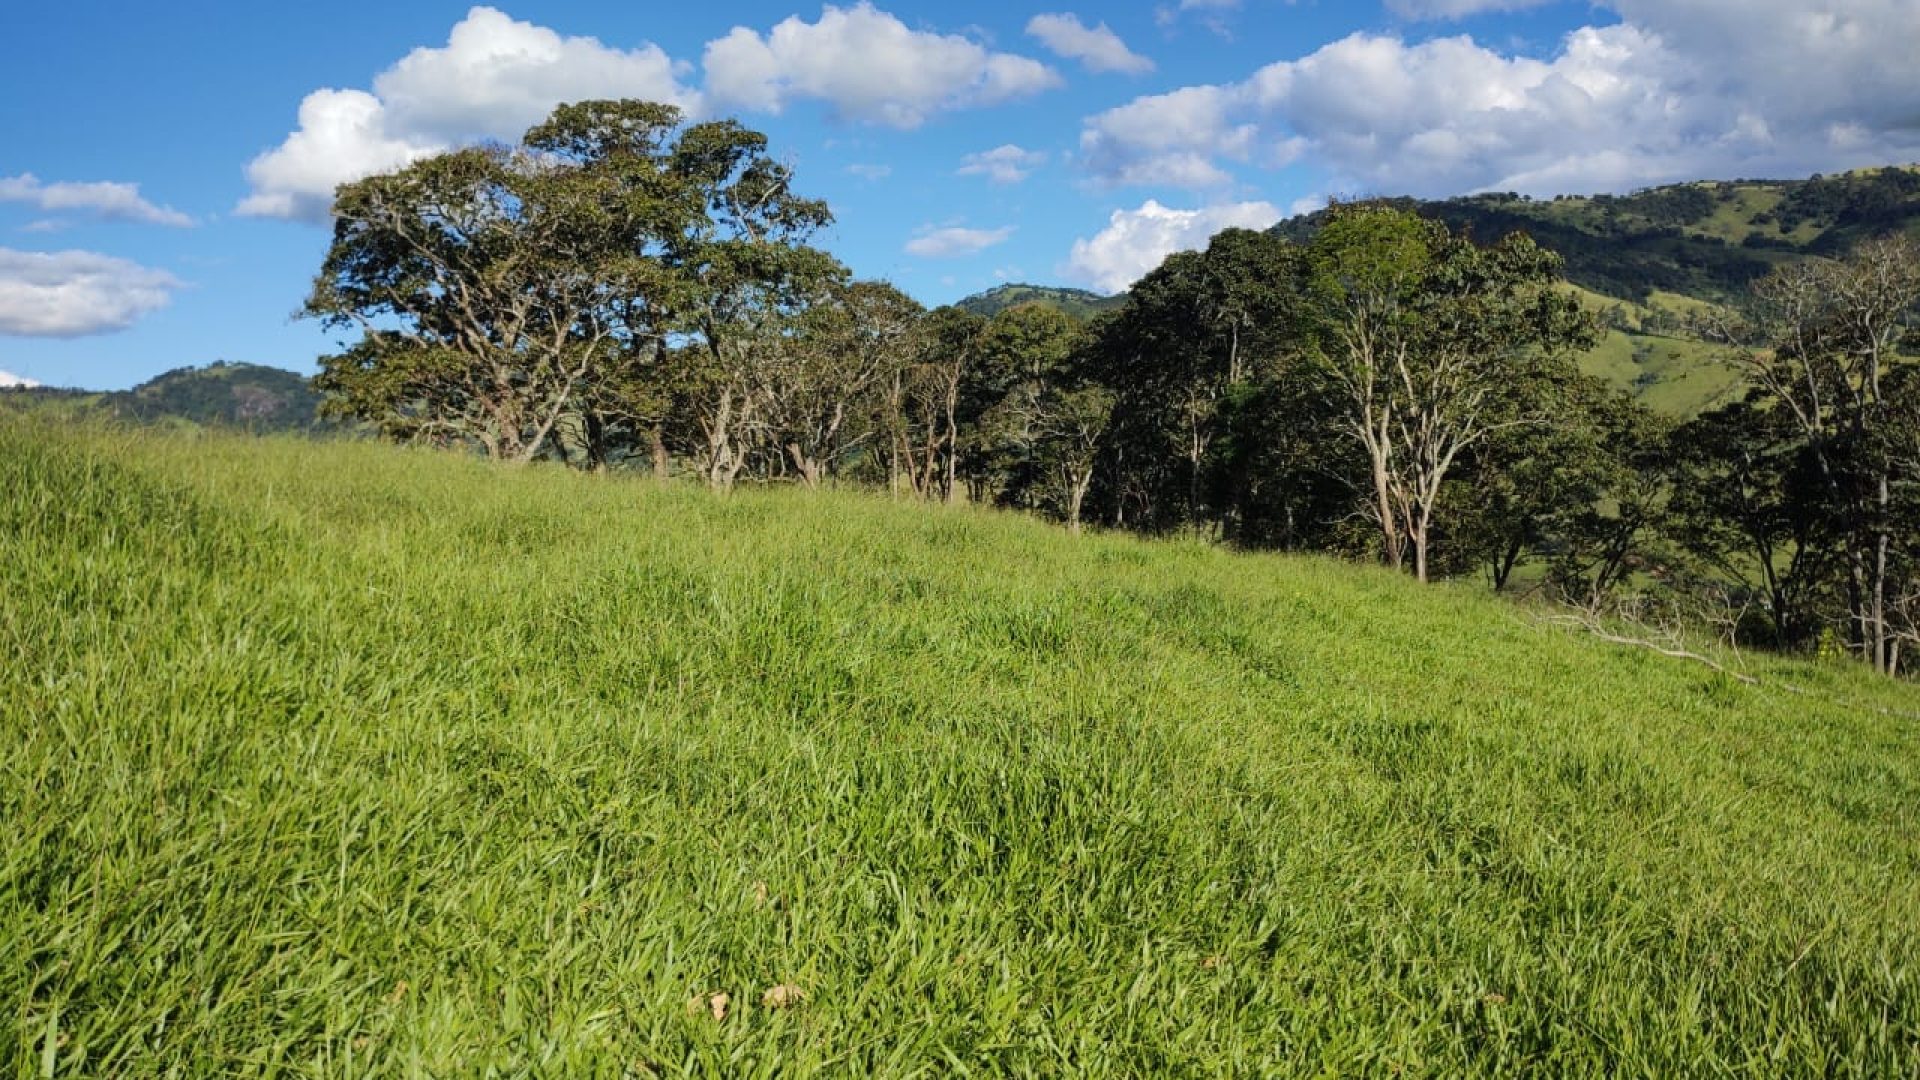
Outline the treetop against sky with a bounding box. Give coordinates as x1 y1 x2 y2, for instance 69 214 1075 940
2 0 1917 389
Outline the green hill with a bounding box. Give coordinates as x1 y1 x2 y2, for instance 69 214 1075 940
1270 165 1920 415
0 361 325 432
1271 166 1920 305
5 417 1917 1075
954 283 1125 321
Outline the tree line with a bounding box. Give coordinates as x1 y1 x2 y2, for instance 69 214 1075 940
307 101 1920 676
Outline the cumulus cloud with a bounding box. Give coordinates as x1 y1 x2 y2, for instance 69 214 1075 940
239 6 694 221
958 145 1048 184
0 370 41 388
1065 200 1280 293
0 248 184 337
1083 0 1920 198
1155 0 1242 36
704 3 1060 128
1026 13 1154 75
905 225 1015 258
245 5 1065 220
1385 0 1554 18
0 174 193 227
1080 85 1258 188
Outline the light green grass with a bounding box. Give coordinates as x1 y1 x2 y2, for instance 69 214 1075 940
1559 289 1744 416
4 418 1918 1076
1578 330 1743 415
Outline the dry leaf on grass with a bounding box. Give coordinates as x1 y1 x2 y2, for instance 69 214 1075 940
761 983 806 1009
686 992 730 1021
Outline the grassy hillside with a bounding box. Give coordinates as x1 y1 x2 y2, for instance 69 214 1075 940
1273 166 1920 307
4 419 1918 1076
955 283 1125 322
1268 166 1920 415
0 361 325 433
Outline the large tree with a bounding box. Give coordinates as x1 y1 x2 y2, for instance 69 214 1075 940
761 280 924 488
308 146 649 463
1302 205 1596 582
1088 229 1300 533
886 306 985 502
308 100 840 483
1727 234 1920 672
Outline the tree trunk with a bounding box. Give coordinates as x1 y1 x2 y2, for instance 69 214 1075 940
1872 473 1891 672
787 443 822 488
649 424 670 481
1066 469 1093 536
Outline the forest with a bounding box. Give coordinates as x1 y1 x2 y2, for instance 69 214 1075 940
307 100 1920 676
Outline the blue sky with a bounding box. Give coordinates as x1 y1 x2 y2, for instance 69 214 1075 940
3 0 1917 389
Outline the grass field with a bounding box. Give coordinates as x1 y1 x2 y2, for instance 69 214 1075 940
4 418 1918 1076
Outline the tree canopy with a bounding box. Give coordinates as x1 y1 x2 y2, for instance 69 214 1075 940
306 101 1920 677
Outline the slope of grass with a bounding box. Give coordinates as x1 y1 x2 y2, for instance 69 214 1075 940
3 419 1917 1076
1578 330 1743 415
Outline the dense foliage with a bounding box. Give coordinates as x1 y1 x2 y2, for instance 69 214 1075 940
307 102 1920 676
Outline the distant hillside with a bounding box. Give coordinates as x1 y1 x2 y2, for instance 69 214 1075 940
1271 166 1920 306
1271 166 1920 414
954 283 1125 322
0 361 327 432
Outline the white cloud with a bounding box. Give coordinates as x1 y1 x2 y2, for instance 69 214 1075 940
0 369 41 388
238 6 695 221
1026 13 1154 75
246 4 1064 220
0 174 193 227
237 90 443 221
0 248 184 337
1082 0 1920 199
1155 0 1242 36
1079 85 1255 188
1065 199 1280 293
846 163 893 180
704 3 1060 128
958 144 1047 184
905 225 1015 258
1385 0 1553 18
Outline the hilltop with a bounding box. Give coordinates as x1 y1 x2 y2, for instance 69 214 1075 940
0 360 326 432
5 418 1916 1075
1271 168 1920 412
1272 166 1920 304
953 282 1124 321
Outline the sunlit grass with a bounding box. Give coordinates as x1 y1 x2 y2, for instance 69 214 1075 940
3 417 1916 1076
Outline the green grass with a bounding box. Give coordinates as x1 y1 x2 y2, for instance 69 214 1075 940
1578 329 1743 415
4 418 1918 1076
1559 288 1743 416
